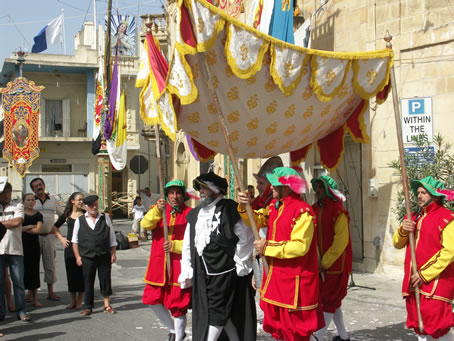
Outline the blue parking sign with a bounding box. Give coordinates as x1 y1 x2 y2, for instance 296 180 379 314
408 99 425 114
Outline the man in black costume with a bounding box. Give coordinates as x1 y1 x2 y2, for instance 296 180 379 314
179 172 256 341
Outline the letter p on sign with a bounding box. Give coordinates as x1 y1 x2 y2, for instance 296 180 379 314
408 99 424 114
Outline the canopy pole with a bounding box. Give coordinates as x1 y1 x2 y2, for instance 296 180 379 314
200 54 269 273
154 125 172 278
385 31 424 333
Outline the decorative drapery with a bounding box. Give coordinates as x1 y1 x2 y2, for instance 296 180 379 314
1 77 44 177
160 0 393 170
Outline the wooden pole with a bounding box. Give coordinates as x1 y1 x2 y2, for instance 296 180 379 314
200 54 269 273
154 125 172 278
385 31 424 333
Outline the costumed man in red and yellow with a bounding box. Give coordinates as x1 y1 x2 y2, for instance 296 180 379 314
141 180 192 341
393 176 454 341
238 166 324 341
312 175 352 341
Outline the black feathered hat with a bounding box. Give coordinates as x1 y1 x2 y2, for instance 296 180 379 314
193 172 228 195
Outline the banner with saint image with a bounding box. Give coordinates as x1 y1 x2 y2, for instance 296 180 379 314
0 77 44 177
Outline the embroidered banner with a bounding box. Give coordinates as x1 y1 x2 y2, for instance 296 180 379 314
0 77 44 177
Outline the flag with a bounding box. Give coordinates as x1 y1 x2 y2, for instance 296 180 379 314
136 31 176 141
106 78 127 171
268 0 294 43
294 19 311 48
31 14 63 53
92 57 104 155
105 53 119 140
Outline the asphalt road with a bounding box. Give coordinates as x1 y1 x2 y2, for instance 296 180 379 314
0 218 421 340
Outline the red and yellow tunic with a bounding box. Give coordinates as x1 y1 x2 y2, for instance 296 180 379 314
393 201 454 338
140 203 192 316
313 197 352 313
240 193 324 341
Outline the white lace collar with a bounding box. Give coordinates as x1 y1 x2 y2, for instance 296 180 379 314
194 195 223 256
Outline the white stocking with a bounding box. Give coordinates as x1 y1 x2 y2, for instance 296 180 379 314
333 308 349 340
224 319 239 341
150 304 175 333
315 312 334 340
174 315 187 341
438 331 454 341
207 325 223 341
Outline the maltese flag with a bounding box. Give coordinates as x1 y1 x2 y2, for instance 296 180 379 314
32 15 63 53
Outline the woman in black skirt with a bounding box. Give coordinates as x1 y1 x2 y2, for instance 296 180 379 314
22 193 43 307
53 192 85 309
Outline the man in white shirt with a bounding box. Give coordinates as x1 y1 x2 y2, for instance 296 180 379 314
72 195 117 316
139 187 160 212
0 181 28 322
30 178 64 301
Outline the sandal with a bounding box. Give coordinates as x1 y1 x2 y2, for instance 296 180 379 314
65 304 76 310
103 306 116 314
47 293 60 301
17 313 31 321
80 309 92 316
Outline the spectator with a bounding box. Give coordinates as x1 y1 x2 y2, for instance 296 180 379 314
21 193 43 308
139 187 160 212
53 192 85 309
72 195 117 316
0 180 29 322
30 178 63 301
131 197 146 240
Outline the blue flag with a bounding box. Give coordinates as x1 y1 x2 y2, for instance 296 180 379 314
269 0 294 44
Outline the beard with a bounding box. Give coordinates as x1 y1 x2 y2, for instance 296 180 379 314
199 192 217 208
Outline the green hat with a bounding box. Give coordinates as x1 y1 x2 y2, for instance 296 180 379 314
164 180 190 201
311 175 338 200
266 167 307 195
410 176 445 198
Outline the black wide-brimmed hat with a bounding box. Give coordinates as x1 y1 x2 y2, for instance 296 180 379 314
83 195 99 206
193 172 228 194
253 156 284 179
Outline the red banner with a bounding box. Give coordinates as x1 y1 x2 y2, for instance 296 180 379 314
1 77 44 177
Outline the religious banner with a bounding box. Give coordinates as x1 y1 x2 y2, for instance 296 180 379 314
0 77 44 177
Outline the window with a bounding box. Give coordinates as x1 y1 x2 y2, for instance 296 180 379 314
41 99 70 137
45 100 63 136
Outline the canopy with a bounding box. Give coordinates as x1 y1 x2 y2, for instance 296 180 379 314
160 0 393 170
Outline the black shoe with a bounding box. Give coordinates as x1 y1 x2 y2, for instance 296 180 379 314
168 333 176 341
333 336 350 341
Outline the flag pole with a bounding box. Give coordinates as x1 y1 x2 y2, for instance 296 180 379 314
385 31 424 333
199 54 269 273
154 125 171 278
61 9 66 54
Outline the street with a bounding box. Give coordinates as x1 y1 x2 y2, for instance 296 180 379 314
1 219 417 340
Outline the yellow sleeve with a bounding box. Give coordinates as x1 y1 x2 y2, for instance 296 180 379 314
140 205 162 231
264 211 314 259
172 240 183 254
238 204 269 230
419 221 454 283
392 224 409 249
321 213 349 270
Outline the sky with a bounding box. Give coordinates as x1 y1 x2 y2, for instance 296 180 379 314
0 0 163 63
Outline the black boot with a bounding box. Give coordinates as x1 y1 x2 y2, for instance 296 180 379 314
333 336 350 341
168 333 176 341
